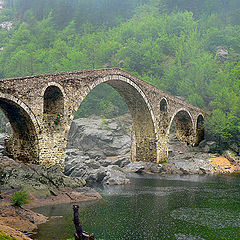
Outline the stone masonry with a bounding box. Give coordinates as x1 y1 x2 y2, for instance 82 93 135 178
0 68 206 168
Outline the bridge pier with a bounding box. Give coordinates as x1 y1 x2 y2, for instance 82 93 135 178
130 117 157 163
156 135 169 163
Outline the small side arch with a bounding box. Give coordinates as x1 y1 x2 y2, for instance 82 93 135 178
168 108 195 145
196 114 205 144
42 83 65 127
0 93 40 162
160 97 168 112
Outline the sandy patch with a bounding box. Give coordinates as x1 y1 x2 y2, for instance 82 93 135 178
209 157 237 173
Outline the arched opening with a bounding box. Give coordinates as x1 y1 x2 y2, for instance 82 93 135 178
196 114 204 144
0 98 39 163
171 110 194 144
65 77 157 176
43 86 64 127
160 98 167 112
168 110 194 157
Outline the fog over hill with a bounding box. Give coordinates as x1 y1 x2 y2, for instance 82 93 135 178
0 0 239 151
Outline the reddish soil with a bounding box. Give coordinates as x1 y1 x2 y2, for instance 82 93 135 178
209 156 239 173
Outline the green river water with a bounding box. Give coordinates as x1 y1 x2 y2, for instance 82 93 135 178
32 174 240 240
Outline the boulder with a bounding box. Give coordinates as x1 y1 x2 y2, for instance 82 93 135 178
223 150 240 165
124 161 146 173
64 155 131 185
0 157 86 194
149 164 163 173
102 166 130 185
67 115 131 160
199 141 217 153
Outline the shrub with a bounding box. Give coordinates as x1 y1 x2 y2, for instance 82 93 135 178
10 189 29 207
0 230 16 240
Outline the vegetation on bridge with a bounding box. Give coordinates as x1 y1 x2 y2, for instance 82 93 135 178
0 0 239 150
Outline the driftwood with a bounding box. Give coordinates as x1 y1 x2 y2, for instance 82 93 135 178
73 205 95 240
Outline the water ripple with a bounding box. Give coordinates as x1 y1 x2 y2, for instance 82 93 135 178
171 208 240 228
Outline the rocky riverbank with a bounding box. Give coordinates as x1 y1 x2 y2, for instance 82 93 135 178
0 156 101 239
0 114 239 239
65 114 240 185
0 142 101 239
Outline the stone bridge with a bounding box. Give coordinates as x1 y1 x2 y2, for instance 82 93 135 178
0 68 205 168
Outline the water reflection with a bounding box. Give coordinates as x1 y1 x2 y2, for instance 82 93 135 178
32 174 240 240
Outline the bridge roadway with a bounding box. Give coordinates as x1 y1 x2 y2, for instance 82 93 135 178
0 68 205 168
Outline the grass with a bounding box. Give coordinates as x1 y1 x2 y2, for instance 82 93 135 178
0 231 17 240
10 189 29 207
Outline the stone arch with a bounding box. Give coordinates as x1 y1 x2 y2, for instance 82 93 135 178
196 114 204 144
160 98 168 112
71 74 157 163
168 108 195 145
43 84 64 127
0 93 39 163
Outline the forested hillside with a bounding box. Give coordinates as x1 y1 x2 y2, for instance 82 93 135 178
0 0 239 151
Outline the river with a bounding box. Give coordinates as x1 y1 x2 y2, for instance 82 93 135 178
32 174 240 240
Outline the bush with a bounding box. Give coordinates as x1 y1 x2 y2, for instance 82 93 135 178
0 230 16 240
10 189 29 207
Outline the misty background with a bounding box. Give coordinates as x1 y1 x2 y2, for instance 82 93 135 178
0 0 239 151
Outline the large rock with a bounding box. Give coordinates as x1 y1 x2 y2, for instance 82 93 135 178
124 161 146 173
102 166 130 185
224 150 240 165
0 156 86 195
64 115 132 185
67 115 131 159
64 154 131 185
198 140 217 153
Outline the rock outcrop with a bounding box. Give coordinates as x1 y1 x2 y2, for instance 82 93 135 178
64 151 130 185
65 114 132 184
0 156 86 194
64 115 240 182
67 115 131 159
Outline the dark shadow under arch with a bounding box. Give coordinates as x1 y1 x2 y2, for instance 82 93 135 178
160 98 168 112
170 110 194 145
44 86 64 115
196 114 204 144
0 98 39 162
43 86 64 128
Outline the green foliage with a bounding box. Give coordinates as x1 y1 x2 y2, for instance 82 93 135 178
0 0 240 150
54 113 62 125
0 231 16 240
100 116 111 130
10 189 29 207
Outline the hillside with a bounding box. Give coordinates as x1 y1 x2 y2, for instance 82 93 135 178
0 0 239 151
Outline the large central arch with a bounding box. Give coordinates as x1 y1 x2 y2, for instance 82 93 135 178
0 93 39 162
71 75 158 163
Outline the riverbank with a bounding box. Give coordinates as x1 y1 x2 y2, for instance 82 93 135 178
0 114 239 239
0 189 101 240
0 155 101 239
64 114 240 183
